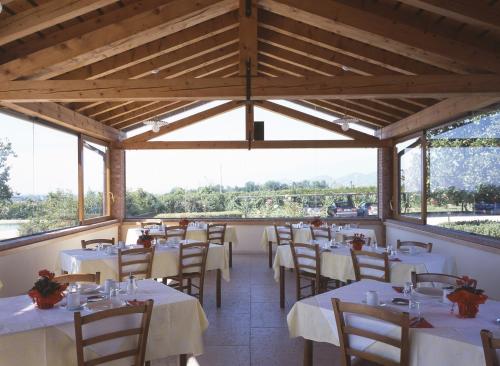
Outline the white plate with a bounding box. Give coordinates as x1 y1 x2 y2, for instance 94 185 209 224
415 287 442 298
85 299 125 312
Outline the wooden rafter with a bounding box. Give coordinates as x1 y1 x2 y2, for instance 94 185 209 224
0 0 238 81
0 0 118 47
2 75 499 102
123 101 244 144
258 0 499 74
238 0 257 75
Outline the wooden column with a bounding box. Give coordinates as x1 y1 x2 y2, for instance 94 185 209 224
378 146 393 244
109 148 126 229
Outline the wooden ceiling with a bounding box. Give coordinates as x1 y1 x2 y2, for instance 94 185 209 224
0 0 499 145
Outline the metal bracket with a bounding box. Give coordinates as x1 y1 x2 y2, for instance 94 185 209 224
245 0 252 17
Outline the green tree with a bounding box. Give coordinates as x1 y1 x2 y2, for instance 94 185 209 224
0 139 15 216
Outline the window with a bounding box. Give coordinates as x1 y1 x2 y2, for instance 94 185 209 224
125 148 378 219
82 138 109 220
427 108 500 238
0 112 78 240
396 136 423 221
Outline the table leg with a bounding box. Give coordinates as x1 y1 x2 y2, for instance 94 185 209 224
216 269 222 308
303 339 313 366
229 241 233 268
280 265 285 309
179 354 187 366
268 241 273 268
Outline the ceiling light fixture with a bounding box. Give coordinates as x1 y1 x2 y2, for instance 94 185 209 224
341 65 350 71
151 69 160 74
143 117 169 133
335 116 358 131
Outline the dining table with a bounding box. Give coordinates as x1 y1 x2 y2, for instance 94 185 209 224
126 224 239 267
0 279 208 366
260 225 378 267
287 279 500 366
274 244 456 308
57 240 229 307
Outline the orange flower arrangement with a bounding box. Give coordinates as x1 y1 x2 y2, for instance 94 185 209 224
447 276 487 318
28 270 67 309
137 229 153 248
179 218 189 227
350 233 366 251
310 217 323 227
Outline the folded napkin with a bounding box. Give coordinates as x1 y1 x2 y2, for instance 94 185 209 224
392 286 404 293
390 258 402 262
126 299 147 306
410 317 434 328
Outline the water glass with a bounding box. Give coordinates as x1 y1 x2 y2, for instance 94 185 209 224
403 282 413 298
409 300 422 320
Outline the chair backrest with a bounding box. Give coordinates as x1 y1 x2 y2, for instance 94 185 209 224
54 272 100 284
74 299 154 366
351 250 390 282
81 238 115 249
140 221 162 229
290 242 321 278
411 271 470 289
177 241 209 284
118 247 155 281
310 226 331 241
397 240 432 253
165 225 187 241
332 298 409 366
207 223 227 245
274 224 294 245
481 329 500 366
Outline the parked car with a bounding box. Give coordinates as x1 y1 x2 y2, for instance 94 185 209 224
474 201 499 214
357 202 378 217
327 202 358 217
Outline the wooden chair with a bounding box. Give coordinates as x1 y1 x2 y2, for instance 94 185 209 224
74 299 154 366
351 250 390 282
411 271 468 289
290 242 322 300
206 223 234 267
267 223 294 268
397 239 433 253
310 226 332 242
166 241 209 306
54 272 100 284
118 247 155 281
481 329 500 366
141 221 162 228
164 225 187 241
81 238 115 249
332 298 410 366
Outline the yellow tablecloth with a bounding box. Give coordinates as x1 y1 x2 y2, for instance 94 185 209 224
288 279 500 366
0 280 208 366
58 242 230 283
126 226 238 246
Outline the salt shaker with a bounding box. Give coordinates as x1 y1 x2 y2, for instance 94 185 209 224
127 273 137 295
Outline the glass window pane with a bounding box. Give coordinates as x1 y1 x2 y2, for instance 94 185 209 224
397 137 422 219
83 140 107 219
126 149 378 219
0 112 78 241
427 109 500 238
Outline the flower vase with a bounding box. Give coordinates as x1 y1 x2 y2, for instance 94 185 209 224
137 238 152 248
457 301 480 318
29 291 64 309
447 289 487 319
352 240 364 251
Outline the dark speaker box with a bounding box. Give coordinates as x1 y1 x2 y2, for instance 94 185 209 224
254 121 264 141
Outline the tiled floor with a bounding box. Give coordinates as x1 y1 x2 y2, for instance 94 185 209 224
186 253 342 366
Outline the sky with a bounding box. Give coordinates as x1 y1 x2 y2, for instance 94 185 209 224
0 101 377 195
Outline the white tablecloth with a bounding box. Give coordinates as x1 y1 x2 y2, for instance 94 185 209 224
0 280 208 366
58 242 230 283
260 226 378 250
273 245 456 285
126 226 238 246
287 279 500 366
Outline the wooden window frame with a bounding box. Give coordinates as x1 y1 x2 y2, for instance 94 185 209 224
79 134 112 225
392 131 427 225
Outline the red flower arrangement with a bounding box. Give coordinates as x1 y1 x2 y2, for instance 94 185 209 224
310 217 323 228
447 276 487 318
179 218 189 227
28 270 67 309
137 229 153 248
350 233 366 251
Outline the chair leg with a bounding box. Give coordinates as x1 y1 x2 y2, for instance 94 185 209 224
179 354 187 366
268 241 273 268
311 280 316 296
216 269 222 308
303 339 313 366
229 241 233 268
187 278 192 295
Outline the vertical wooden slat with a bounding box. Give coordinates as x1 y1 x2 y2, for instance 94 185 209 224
77 135 84 224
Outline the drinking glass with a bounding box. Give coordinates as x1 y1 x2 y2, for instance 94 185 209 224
403 282 413 298
409 300 422 320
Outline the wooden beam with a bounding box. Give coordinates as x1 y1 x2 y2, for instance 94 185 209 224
0 0 117 47
397 0 500 34
121 139 390 149
0 0 238 81
0 102 123 142
124 101 244 144
2 75 500 102
258 0 499 74
55 13 239 80
238 0 258 75
378 96 500 140
256 100 377 140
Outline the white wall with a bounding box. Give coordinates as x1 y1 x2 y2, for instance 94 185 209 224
0 224 119 297
386 222 500 300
